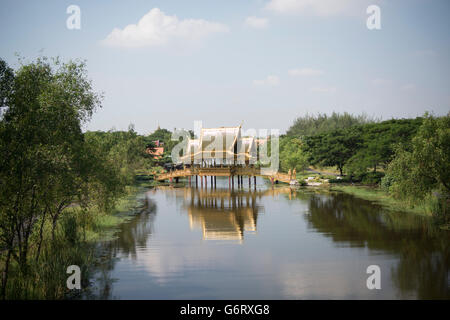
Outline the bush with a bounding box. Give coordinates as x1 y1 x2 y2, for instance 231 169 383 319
61 215 79 245
380 173 394 190
329 177 352 183
432 194 450 226
360 172 385 185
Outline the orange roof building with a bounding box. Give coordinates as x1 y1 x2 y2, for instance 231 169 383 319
147 146 164 159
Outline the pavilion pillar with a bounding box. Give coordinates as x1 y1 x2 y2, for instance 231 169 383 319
214 176 217 188
232 175 235 188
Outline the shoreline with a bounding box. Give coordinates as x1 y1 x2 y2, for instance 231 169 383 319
328 184 433 217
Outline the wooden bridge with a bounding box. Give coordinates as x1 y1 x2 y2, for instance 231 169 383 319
156 166 296 186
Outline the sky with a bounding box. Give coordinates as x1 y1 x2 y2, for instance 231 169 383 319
0 0 449 134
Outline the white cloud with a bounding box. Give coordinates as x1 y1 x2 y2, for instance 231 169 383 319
253 75 280 86
245 16 269 29
265 0 370 17
310 86 336 93
289 68 323 76
102 8 229 48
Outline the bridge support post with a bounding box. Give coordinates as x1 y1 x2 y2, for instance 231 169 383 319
201 175 203 188
214 176 217 188
249 176 251 188
205 176 207 188
232 175 234 189
195 175 198 187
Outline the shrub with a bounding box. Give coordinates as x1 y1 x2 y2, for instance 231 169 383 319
361 172 385 185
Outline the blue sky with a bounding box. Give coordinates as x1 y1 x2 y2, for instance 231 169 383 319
1 0 449 134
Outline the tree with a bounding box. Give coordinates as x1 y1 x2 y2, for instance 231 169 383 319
280 137 309 173
385 113 450 200
286 112 375 138
0 59 14 110
0 57 103 296
345 118 423 177
305 127 362 176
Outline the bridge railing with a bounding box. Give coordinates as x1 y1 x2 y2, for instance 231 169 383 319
156 166 296 183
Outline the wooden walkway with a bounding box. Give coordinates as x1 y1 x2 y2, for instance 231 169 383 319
156 167 295 185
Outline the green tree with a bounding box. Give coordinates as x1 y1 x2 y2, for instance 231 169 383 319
345 118 422 178
0 59 14 110
0 57 104 297
305 127 362 176
280 137 309 173
286 112 375 137
386 113 450 200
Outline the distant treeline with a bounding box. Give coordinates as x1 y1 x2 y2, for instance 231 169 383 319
280 112 449 223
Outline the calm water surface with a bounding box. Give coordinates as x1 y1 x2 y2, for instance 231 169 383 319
88 178 450 299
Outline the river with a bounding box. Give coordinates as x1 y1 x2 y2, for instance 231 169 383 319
85 177 450 299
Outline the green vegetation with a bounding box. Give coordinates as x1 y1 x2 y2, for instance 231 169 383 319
330 185 434 216
382 114 450 225
0 57 157 299
279 137 308 173
0 53 448 300
304 118 422 177
283 112 449 224
286 112 376 137
144 126 192 165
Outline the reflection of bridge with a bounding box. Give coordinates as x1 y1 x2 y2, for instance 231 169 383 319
183 187 262 242
158 185 297 242
156 167 295 186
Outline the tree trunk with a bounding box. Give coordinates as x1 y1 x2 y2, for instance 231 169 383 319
35 210 47 262
1 248 12 300
51 215 58 241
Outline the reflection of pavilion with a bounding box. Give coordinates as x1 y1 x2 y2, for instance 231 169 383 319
183 188 264 243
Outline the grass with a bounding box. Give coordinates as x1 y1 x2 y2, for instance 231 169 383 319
1 177 157 299
309 165 340 175
330 185 434 216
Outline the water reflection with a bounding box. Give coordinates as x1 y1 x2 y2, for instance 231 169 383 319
184 188 262 242
85 183 450 299
305 193 450 299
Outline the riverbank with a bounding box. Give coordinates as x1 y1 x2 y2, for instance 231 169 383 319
329 184 434 217
85 179 159 242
